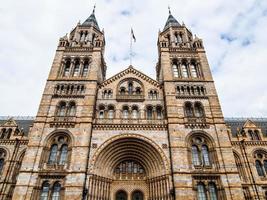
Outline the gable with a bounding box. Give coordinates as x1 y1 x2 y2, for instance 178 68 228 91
243 119 258 129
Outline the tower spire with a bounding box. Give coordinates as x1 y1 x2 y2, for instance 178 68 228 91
82 5 100 30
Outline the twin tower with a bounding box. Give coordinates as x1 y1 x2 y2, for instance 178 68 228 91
10 7 246 200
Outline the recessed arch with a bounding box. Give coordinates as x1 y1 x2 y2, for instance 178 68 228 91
90 134 170 178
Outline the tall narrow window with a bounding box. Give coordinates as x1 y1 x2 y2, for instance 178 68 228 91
192 145 201 165
59 145 68 165
48 144 58 164
128 82 133 94
173 63 179 78
63 61 70 77
147 107 153 120
256 160 265 176
156 107 162 119
108 106 114 119
190 63 198 78
51 182 61 200
209 183 218 200
197 183 207 200
123 107 129 119
73 60 80 77
40 181 50 200
195 102 204 118
82 60 89 77
0 158 4 174
68 102 76 116
181 63 188 78
57 102 66 117
132 107 139 119
202 145 211 166
185 102 194 117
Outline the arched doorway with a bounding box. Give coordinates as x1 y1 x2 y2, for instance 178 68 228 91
132 190 144 200
116 190 127 200
89 135 172 200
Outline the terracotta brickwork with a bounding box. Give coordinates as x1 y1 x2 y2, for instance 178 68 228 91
0 7 267 200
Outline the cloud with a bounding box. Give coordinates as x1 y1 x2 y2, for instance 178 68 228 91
0 0 266 117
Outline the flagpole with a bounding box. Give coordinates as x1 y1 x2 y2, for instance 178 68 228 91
130 28 132 66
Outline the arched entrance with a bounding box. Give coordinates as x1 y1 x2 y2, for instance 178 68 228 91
116 190 127 200
89 135 172 200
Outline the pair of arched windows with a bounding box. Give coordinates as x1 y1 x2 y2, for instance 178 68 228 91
0 128 12 139
47 136 69 165
40 181 62 200
172 61 199 78
56 101 76 117
148 90 158 99
103 89 113 99
99 105 115 119
254 153 267 177
191 136 212 167
146 106 163 120
197 182 218 200
122 106 139 119
248 130 261 141
62 59 89 78
185 102 205 118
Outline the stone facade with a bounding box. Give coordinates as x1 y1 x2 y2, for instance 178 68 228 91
0 7 266 200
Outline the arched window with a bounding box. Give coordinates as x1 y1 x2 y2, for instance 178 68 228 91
128 82 133 94
116 190 127 200
197 183 207 200
191 136 213 168
234 153 247 181
156 106 163 119
58 145 68 165
132 106 139 119
185 102 194 117
147 106 153 120
51 182 61 200
181 63 188 78
195 102 204 118
132 190 144 200
68 102 76 116
48 144 58 164
136 87 141 95
122 106 129 119
108 105 114 119
82 60 89 77
40 181 50 200
209 182 218 200
57 102 66 117
202 145 211 166
190 63 198 78
120 87 126 95
255 160 264 176
73 60 80 77
99 105 105 119
0 129 6 139
173 63 179 78
192 145 201 166
63 60 71 77
6 128 12 139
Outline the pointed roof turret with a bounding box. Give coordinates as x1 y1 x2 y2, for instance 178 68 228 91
163 7 181 31
82 5 100 30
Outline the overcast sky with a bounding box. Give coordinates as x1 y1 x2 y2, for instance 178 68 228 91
0 0 267 117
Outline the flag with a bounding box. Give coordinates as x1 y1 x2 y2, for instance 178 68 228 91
131 28 136 42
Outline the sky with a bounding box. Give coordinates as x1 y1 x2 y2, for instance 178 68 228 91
0 0 267 117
